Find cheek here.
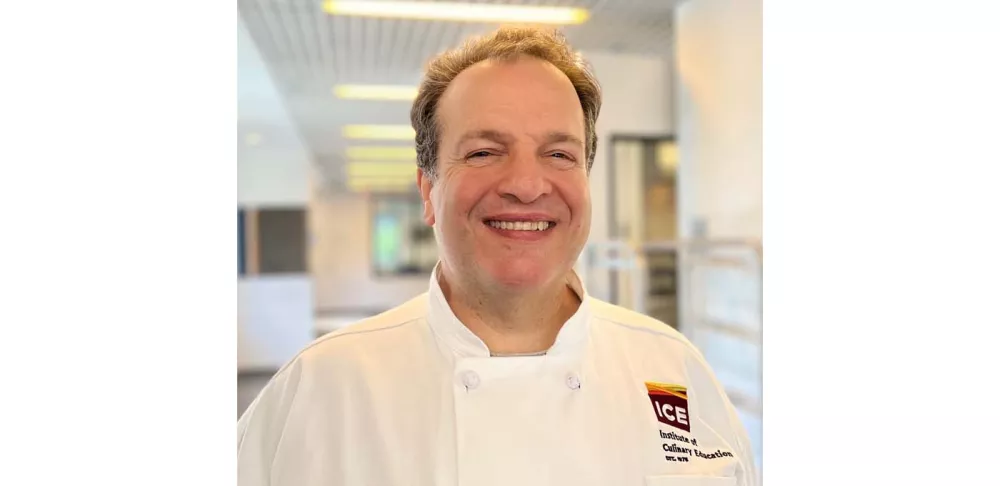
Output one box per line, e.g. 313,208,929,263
558,176,592,221
444,175,488,219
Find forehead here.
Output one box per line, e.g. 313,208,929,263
436,57,585,139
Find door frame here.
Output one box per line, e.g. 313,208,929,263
605,133,676,305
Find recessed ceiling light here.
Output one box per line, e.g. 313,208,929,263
323,0,590,25
343,125,416,140
332,84,419,101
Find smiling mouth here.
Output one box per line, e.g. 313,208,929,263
483,220,556,231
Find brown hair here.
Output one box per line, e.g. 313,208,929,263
410,26,602,179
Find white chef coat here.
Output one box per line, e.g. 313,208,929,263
237,265,757,486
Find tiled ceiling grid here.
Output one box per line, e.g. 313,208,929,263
237,0,677,192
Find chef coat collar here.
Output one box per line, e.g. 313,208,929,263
426,262,592,360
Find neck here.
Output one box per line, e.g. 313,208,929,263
438,264,581,356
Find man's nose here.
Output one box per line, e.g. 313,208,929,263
496,152,552,204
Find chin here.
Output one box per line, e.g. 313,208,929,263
482,258,559,290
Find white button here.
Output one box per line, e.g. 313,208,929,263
460,370,481,390
566,373,581,390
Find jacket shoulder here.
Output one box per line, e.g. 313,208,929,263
237,293,429,444
588,297,699,350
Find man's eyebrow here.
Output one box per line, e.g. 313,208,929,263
455,129,515,146
536,131,584,148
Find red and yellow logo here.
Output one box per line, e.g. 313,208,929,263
646,382,690,432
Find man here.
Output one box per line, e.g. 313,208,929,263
238,26,757,486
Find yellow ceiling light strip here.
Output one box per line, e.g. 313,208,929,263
343,125,416,140
345,146,418,160
333,84,419,101
345,161,418,192
347,177,417,193
346,162,417,178
348,176,416,186
322,0,589,25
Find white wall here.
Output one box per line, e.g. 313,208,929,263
675,0,762,240
237,277,314,370
309,190,429,315
238,146,312,207
237,16,315,372
578,51,673,299
237,16,312,208
674,0,763,470
584,51,673,244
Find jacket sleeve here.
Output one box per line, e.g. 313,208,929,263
237,359,304,486
685,348,760,486
720,385,759,486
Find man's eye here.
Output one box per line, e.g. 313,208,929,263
468,151,492,158
549,152,577,161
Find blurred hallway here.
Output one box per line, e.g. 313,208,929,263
237,0,761,472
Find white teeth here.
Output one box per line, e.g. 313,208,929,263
487,220,552,231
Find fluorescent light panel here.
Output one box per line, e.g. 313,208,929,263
333,84,419,101
345,160,417,193
348,176,415,186
346,162,416,178
322,1,589,25
345,146,417,160
347,177,417,193
343,125,415,140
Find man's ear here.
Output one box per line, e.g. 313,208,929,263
417,168,435,226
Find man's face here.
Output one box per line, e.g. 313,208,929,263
418,57,592,292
